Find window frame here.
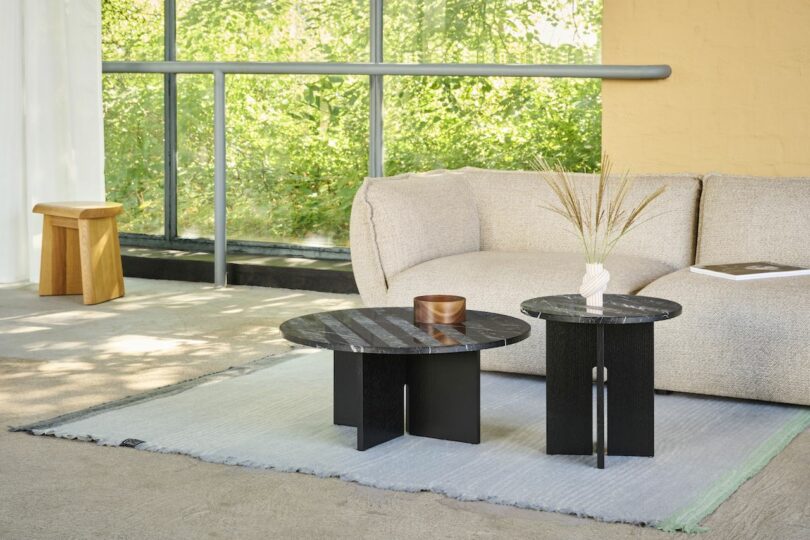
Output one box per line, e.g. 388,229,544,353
104,0,670,284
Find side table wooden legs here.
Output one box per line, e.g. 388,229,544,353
407,351,480,444
545,321,655,468
546,321,594,456
333,351,408,451
606,324,655,457
332,350,481,451
333,351,362,428
596,324,605,469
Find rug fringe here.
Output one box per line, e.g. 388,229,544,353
657,408,810,533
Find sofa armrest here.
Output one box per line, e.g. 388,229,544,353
350,180,389,306
349,172,481,306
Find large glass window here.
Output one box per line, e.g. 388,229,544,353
175,0,368,62
385,77,600,175
102,73,165,235
102,0,163,61
223,75,369,247
101,0,603,256
176,74,215,239
102,0,165,235
384,0,600,64
175,74,369,246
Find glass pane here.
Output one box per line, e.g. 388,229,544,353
176,0,368,62
102,0,164,61
177,75,368,247
103,74,165,235
177,75,215,239
384,77,601,175
384,0,601,64
228,75,368,246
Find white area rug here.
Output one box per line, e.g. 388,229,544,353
17,350,810,533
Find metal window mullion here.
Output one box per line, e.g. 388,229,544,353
213,70,227,287
369,0,383,177
163,0,178,240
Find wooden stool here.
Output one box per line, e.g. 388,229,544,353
33,202,125,305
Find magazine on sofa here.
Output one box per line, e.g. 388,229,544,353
689,261,810,280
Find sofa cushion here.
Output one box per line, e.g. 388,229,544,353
362,170,480,281
461,168,702,270
386,251,673,375
697,174,810,267
639,268,810,405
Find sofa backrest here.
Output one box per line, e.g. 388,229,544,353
359,170,480,280
697,174,810,266
461,168,702,270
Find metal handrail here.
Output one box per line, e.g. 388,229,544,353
103,61,672,79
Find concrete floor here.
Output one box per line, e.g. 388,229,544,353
1,278,807,539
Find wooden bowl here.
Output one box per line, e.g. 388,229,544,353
413,295,466,324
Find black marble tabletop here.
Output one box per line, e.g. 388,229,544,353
521,294,682,325
280,307,531,354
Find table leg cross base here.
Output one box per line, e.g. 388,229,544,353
333,350,481,451
546,321,655,468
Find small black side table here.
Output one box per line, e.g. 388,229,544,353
521,294,681,469
280,308,530,451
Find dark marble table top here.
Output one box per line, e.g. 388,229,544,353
521,294,682,325
280,307,531,354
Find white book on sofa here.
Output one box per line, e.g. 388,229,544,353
690,261,810,280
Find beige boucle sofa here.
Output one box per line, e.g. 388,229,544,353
350,168,810,406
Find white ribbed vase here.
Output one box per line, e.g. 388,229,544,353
579,263,610,307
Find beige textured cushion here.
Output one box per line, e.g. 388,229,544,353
461,168,702,270
386,251,673,375
640,269,810,406
697,174,810,267
361,171,480,281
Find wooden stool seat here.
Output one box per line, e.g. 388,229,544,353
33,201,125,305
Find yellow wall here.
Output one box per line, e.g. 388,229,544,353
602,0,810,176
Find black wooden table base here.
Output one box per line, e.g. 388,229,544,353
546,320,655,468
333,350,481,450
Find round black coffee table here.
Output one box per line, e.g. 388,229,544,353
521,294,681,469
280,307,531,450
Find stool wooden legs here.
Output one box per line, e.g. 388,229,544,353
64,227,84,294
78,216,124,304
39,215,124,305
39,216,83,297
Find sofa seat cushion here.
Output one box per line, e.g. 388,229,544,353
386,251,674,375
639,268,810,405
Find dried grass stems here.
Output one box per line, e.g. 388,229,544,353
534,154,667,264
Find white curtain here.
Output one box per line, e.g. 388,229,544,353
0,0,105,284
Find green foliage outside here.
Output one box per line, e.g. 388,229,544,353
102,0,601,246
